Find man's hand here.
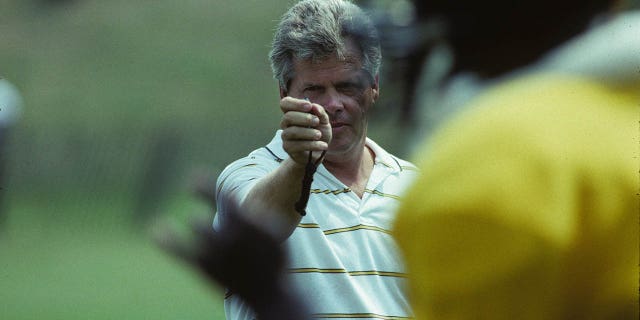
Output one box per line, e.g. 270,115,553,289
279,97,331,165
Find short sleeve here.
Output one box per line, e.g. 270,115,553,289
214,149,281,230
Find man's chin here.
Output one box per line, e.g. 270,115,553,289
327,141,361,158
331,125,348,135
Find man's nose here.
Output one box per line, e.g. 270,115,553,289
320,88,344,114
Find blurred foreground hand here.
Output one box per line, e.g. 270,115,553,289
154,179,310,320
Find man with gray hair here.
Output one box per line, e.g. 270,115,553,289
213,0,418,319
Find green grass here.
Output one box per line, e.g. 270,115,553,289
0,193,225,319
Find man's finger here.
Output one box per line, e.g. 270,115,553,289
282,140,328,155
309,104,330,125
280,111,319,129
281,126,322,141
280,96,312,113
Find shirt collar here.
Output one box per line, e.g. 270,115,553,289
365,137,403,173
264,130,288,161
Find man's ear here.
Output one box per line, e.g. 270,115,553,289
371,75,380,103
279,86,287,99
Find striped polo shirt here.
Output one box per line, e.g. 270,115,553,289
215,130,419,320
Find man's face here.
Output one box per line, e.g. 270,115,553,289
285,40,379,158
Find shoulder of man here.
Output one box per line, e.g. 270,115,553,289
367,137,419,173
216,131,286,191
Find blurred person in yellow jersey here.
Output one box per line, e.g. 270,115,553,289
392,0,639,319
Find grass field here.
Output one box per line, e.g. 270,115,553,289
0,192,226,319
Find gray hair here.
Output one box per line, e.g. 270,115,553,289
269,0,382,91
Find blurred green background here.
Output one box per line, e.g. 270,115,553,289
0,0,410,319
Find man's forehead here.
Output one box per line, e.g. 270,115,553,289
294,54,362,71
294,37,363,68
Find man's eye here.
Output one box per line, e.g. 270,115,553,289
339,84,361,95
342,85,356,92
305,86,321,92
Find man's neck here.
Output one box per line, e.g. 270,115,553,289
323,145,375,198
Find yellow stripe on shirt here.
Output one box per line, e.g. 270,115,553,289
297,223,391,236
364,189,401,200
324,224,392,235
312,312,413,319
289,268,406,278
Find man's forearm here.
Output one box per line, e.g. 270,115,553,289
239,158,307,241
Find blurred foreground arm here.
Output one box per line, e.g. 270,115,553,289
156,203,310,320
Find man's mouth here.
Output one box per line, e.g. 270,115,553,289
331,122,346,128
